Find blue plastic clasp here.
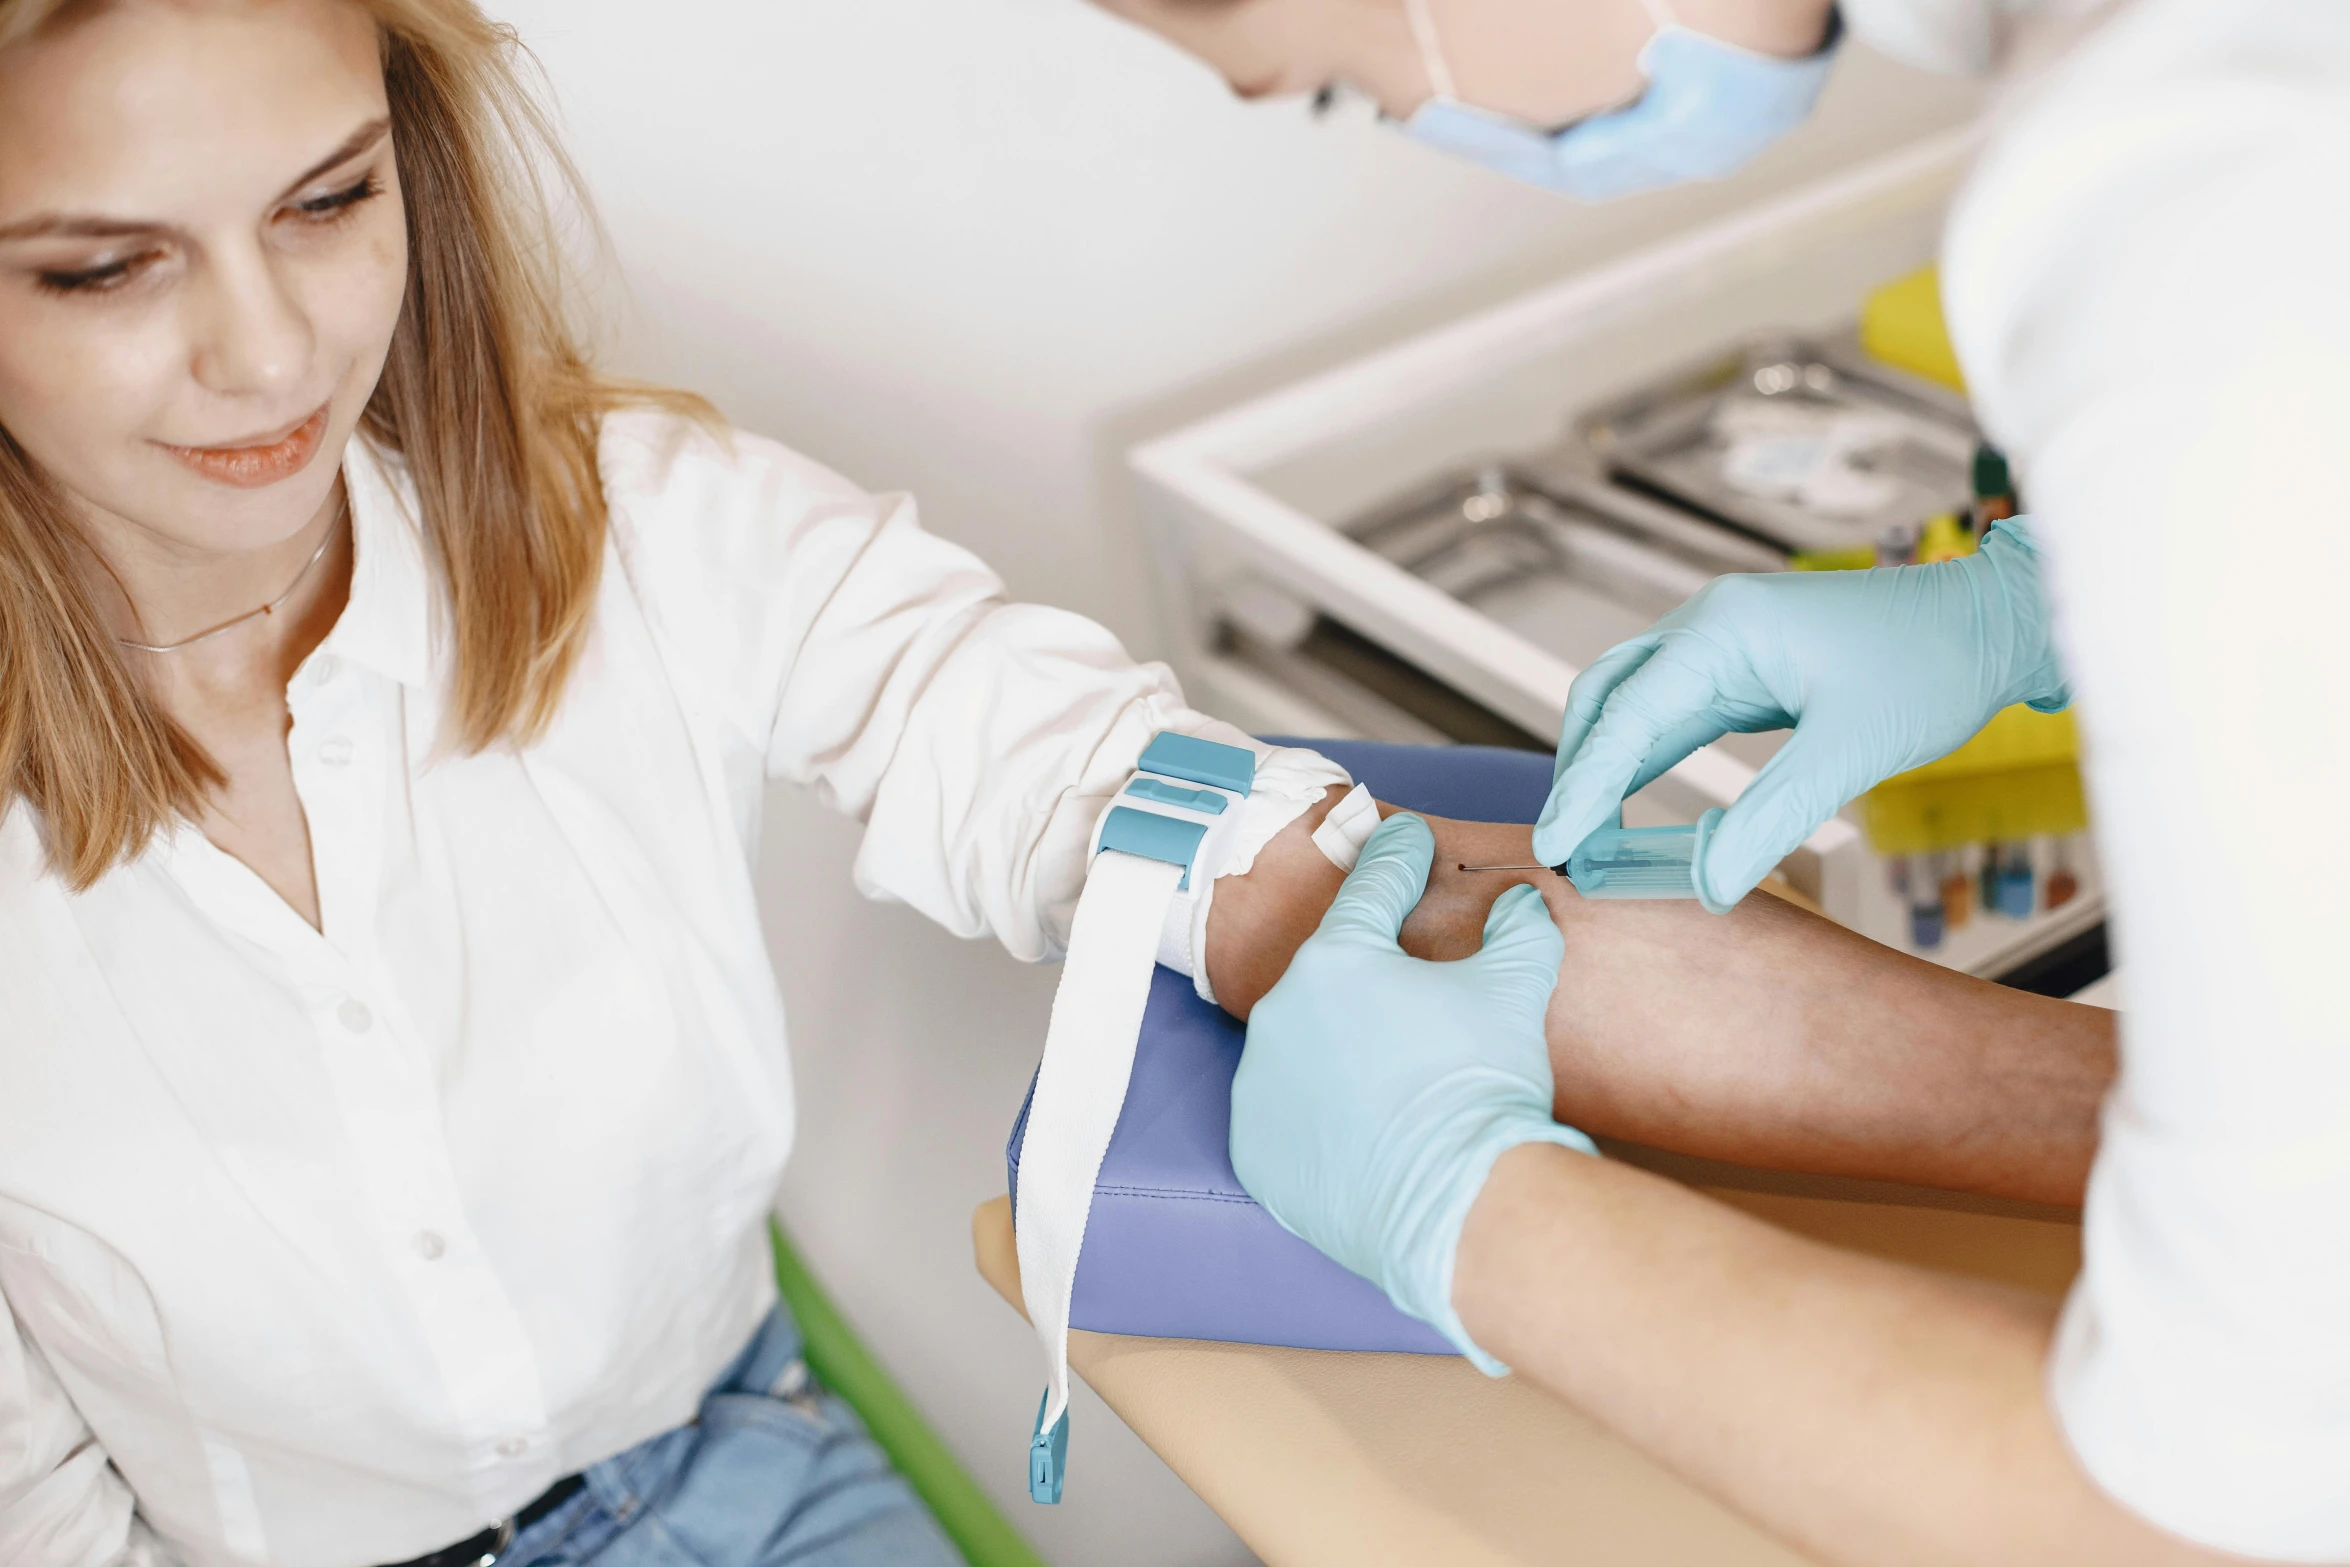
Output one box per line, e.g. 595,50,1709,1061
1135,732,1254,796
1029,1392,1069,1503
1089,733,1257,891
1096,806,1211,888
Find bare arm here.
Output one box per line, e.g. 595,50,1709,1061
1449,1143,2260,1567
1208,804,2113,1207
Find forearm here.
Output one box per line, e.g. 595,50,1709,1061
1533,846,2113,1205
1452,1143,2245,1567
1208,812,2113,1205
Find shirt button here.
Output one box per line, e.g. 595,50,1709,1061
318,735,355,767
412,1231,447,1262
337,998,374,1033
497,1437,529,1458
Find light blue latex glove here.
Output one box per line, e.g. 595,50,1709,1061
1230,813,1594,1374
1533,517,2070,909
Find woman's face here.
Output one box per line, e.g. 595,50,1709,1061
0,0,406,562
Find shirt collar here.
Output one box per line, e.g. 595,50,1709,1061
327,435,438,691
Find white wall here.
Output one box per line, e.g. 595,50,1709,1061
488,3,1983,1562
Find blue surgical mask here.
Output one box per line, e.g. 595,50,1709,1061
1399,0,1841,202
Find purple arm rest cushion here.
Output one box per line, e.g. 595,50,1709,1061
1007,740,1555,1355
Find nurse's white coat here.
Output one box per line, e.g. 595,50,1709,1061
1897,0,2350,1555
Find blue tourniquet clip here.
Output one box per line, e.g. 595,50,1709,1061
1030,1394,1070,1503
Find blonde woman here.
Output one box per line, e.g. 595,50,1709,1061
0,1,1386,1560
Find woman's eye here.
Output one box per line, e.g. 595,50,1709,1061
26,172,382,294
291,172,381,224
35,254,150,295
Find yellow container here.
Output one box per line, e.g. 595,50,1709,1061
1895,703,2077,782
1917,512,1975,564
1788,517,1974,573
1860,706,2086,854
1859,265,1967,393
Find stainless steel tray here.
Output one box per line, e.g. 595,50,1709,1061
1581,336,1979,555
1340,464,1781,673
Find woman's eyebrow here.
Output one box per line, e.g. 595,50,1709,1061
0,115,392,244
0,212,157,243
276,115,392,200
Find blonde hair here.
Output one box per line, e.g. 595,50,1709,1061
0,0,707,889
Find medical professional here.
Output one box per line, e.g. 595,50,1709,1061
1097,0,2350,1561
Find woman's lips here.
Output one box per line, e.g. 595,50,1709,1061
159,405,329,489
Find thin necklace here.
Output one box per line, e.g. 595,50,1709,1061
117,499,346,656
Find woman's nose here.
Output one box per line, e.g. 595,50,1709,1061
185,245,315,400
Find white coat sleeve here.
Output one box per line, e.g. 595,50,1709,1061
1941,1,2350,1558
600,410,1347,965
0,1290,176,1567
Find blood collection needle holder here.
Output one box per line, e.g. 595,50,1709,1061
1460,807,1733,914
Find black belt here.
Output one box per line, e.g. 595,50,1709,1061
378,1474,587,1567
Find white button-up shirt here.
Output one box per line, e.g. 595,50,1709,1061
0,410,1313,1567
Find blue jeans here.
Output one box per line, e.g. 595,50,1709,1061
504,1307,961,1566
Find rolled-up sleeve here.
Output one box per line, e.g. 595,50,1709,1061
602,410,1333,964
1943,0,2350,1556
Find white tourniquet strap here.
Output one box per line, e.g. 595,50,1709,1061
1015,849,1186,1502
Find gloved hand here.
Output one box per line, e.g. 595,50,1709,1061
1532,518,2069,909
1230,813,1594,1374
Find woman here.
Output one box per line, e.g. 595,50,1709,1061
0,1,1377,1559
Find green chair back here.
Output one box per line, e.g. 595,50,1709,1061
770,1221,1047,1567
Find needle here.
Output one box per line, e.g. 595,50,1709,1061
1456,863,1561,873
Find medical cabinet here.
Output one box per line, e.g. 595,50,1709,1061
1131,130,2102,978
